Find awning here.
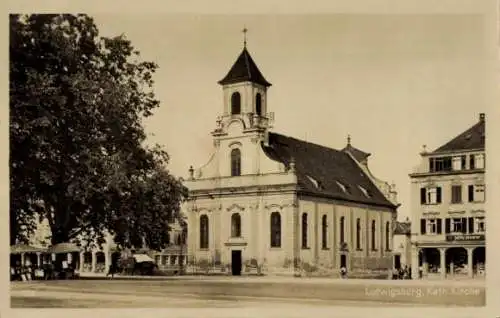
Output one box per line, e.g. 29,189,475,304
47,243,81,254
133,254,154,263
10,244,46,255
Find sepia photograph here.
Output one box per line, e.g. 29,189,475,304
6,1,497,316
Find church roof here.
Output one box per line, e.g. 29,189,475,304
218,47,272,87
431,114,485,154
341,144,371,162
262,132,397,209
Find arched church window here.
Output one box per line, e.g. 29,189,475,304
231,213,242,237
385,221,390,251
340,216,345,244
301,213,308,248
255,93,262,116
200,215,209,249
270,212,281,247
231,92,241,115
321,215,328,249
356,218,361,250
371,220,376,251
231,148,241,176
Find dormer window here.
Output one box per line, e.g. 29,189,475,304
358,185,371,198
306,175,321,189
336,181,350,194
231,92,241,115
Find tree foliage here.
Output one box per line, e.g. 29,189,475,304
10,14,187,249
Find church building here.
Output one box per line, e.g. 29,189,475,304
183,38,399,277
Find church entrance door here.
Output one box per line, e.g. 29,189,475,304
231,250,242,276
340,254,347,269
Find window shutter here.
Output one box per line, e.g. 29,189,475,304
436,219,442,234
445,218,451,234
436,187,442,203
468,185,474,202
468,217,474,234
420,188,426,204
420,219,426,235
461,217,467,233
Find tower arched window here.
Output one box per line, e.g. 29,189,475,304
255,93,262,116
321,215,328,249
270,212,281,248
199,215,209,249
356,218,361,250
340,216,345,244
181,227,187,245
231,92,241,115
302,213,308,248
371,220,376,251
231,213,242,237
230,148,241,176
385,221,390,251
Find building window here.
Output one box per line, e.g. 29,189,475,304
422,218,443,235
321,215,328,249
461,155,467,169
340,216,345,244
356,218,361,250
302,213,308,248
469,155,475,169
429,157,452,172
270,212,281,248
420,187,442,205
255,93,262,116
452,157,461,170
385,221,390,251
426,219,438,234
231,92,241,115
475,217,485,233
231,213,241,237
447,217,467,234
468,184,485,202
371,220,376,251
199,215,209,249
230,148,241,176
451,185,462,204
475,154,485,169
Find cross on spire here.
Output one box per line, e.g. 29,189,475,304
242,27,248,47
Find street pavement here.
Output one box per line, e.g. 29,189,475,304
10,276,486,308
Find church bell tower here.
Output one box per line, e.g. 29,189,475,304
212,28,273,137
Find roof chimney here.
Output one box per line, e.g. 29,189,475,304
479,113,485,122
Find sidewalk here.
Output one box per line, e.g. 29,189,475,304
78,272,486,287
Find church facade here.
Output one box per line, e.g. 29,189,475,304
183,42,399,277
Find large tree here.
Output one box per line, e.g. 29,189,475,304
10,14,187,249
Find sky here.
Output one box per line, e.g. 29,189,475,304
91,13,494,221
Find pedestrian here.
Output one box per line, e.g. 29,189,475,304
106,264,115,279
340,266,347,279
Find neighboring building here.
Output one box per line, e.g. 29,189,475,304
25,214,187,275
409,113,486,279
153,217,188,274
392,218,411,270
183,41,399,277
